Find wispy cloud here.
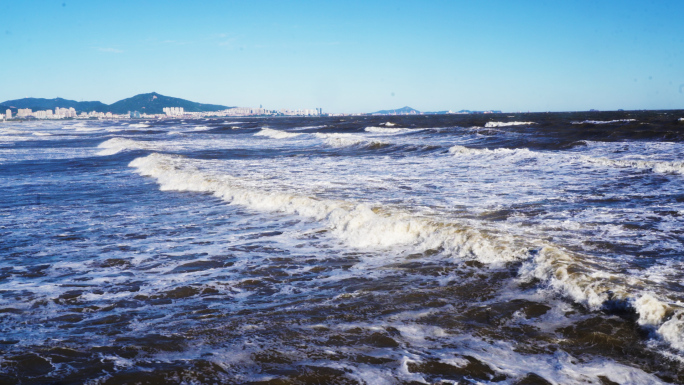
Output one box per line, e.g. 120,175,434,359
96,47,124,53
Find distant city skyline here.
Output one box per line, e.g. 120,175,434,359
1,1,683,113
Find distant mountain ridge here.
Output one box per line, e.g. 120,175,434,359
372,106,421,115
1,92,231,114
1,98,108,113
372,106,503,115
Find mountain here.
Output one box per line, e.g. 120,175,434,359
372,106,421,115
0,97,108,113
0,92,232,114
107,92,230,114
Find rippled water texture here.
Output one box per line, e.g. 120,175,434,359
2,111,684,384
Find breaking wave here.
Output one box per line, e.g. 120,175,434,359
581,156,684,175
314,133,390,149
450,144,684,176
129,153,684,354
448,145,536,158
130,153,527,264
255,127,302,139
484,121,536,127
572,119,637,125
365,126,411,134
97,138,158,155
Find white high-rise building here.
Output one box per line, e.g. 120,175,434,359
163,107,184,116
5,109,11,119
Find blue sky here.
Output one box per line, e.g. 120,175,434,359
1,0,683,113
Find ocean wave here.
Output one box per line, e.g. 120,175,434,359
450,144,684,176
581,156,684,175
295,125,328,130
314,133,390,149
130,153,684,354
380,122,397,127
129,123,151,128
572,119,637,125
448,145,536,158
254,127,301,139
97,138,157,155
32,132,52,136
517,244,684,355
192,125,212,131
130,153,527,264
484,121,536,127
365,126,410,134
74,126,103,132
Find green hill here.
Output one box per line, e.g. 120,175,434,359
0,93,232,114
107,92,230,114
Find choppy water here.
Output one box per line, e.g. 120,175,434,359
1,112,684,384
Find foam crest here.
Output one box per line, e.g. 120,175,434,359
484,121,536,127
129,123,150,128
314,133,389,149
448,145,535,158
254,127,301,139
129,153,527,265
572,119,636,124
365,126,410,134
519,245,684,351
581,156,684,175
97,138,157,155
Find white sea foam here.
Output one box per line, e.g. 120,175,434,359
192,125,212,131
254,127,301,139
32,132,52,136
679,118,684,121
129,123,150,128
572,119,637,124
484,121,536,127
379,122,396,127
365,126,410,134
129,153,527,265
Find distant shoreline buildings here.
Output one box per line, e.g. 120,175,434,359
0,102,507,121
1,106,325,121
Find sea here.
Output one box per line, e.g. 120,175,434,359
1,111,684,384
